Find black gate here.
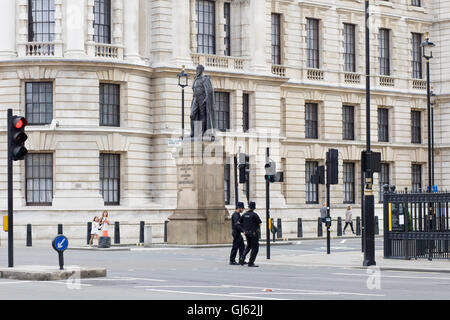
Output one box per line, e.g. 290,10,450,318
383,188,450,260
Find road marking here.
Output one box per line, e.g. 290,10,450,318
340,240,347,244
130,248,182,251
334,273,450,281
145,288,285,300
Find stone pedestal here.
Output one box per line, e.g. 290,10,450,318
167,139,232,245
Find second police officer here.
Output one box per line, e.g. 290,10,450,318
238,201,262,267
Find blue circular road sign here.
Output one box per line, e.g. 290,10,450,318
52,235,69,252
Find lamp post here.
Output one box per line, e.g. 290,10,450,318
430,90,437,187
421,33,435,261
177,66,189,140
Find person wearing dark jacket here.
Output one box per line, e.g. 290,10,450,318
229,202,246,265
239,201,262,267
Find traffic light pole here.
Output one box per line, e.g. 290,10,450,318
234,155,239,207
7,109,13,268
266,147,270,260
326,182,331,255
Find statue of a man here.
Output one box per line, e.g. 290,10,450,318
190,64,215,139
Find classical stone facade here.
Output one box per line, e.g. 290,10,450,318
0,0,448,245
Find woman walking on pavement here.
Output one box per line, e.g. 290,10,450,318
343,205,355,234
100,210,110,237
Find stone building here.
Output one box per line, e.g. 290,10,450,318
0,0,448,244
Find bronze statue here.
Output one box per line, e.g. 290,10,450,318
190,64,215,139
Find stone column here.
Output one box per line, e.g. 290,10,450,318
0,0,16,59
64,0,86,58
247,0,270,73
172,0,191,65
123,0,141,63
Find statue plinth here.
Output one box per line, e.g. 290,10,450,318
167,138,232,245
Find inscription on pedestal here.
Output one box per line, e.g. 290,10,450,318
178,164,194,189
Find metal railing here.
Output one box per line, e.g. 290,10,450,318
383,188,450,260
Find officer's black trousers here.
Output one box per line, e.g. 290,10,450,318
244,234,259,265
230,231,245,262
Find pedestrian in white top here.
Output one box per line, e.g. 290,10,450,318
89,216,100,247
343,205,355,234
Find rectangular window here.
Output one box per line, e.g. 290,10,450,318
305,103,318,139
28,0,55,42
26,153,53,205
271,13,281,65
342,105,355,140
411,110,421,144
100,154,120,205
196,0,216,54
224,163,230,205
94,0,111,44
25,82,53,125
215,92,230,132
411,0,421,6
379,29,391,76
344,24,356,72
306,18,320,69
100,83,120,127
412,33,423,79
379,163,390,203
243,93,249,132
343,163,355,204
412,164,422,192
224,2,231,56
378,108,389,142
306,161,318,204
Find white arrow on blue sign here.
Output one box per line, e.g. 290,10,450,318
52,235,69,252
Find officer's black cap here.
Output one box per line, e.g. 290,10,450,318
236,202,245,209
249,201,256,210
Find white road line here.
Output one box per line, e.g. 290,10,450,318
334,272,450,281
86,277,167,282
340,240,347,244
136,285,231,289
145,288,286,300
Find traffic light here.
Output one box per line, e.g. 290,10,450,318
326,149,338,185
265,160,276,182
362,151,381,173
9,116,28,161
311,165,325,185
239,153,249,184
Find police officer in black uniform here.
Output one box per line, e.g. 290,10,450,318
239,201,262,267
229,202,245,265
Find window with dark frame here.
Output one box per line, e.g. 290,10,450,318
215,92,230,132
26,153,53,206
344,23,356,73
25,82,53,125
411,0,421,7
342,105,355,140
411,110,421,144
306,18,320,69
379,29,391,76
378,108,389,142
412,33,423,79
271,13,281,65
379,163,390,203
100,153,120,205
224,162,231,205
196,0,216,54
343,163,355,204
305,103,318,139
306,161,319,204
100,83,120,127
412,164,422,192
94,0,111,44
224,2,231,56
243,93,249,132
28,0,55,42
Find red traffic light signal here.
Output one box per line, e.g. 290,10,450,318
9,116,28,161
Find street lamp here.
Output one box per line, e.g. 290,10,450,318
177,65,189,140
421,33,436,260
431,90,437,187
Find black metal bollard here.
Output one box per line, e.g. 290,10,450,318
114,221,120,244
58,224,63,235
375,216,379,235
26,224,32,247
277,218,282,239
356,216,361,236
139,221,145,243
164,221,168,243
318,218,323,237
297,218,303,238
87,222,92,245
337,217,342,236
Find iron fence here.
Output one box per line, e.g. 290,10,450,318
383,188,450,260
